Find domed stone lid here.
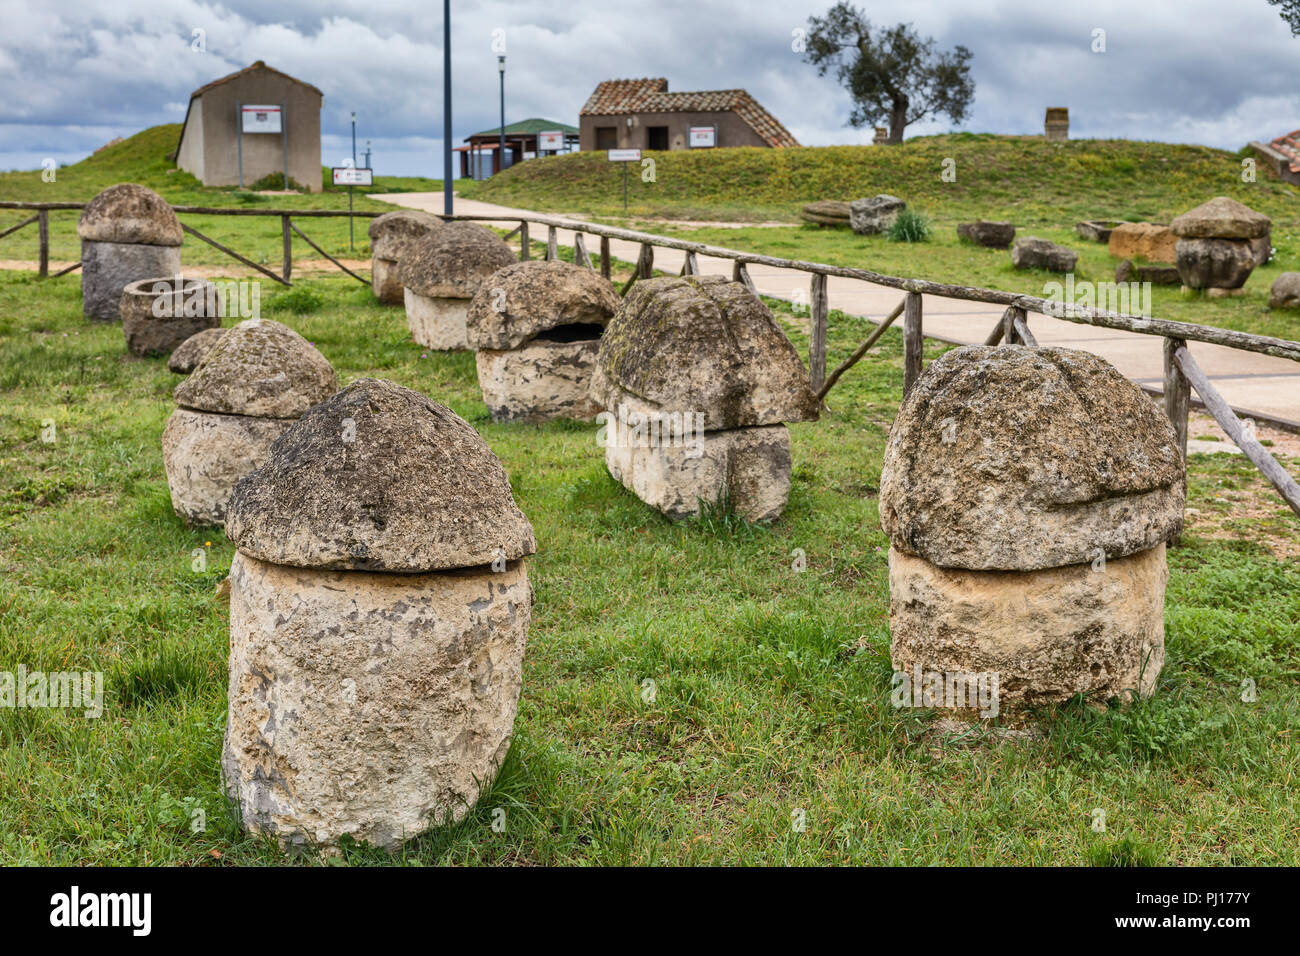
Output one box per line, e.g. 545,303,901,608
397,222,516,298
225,378,537,572
588,275,819,430
879,345,1185,572
1170,197,1270,239
77,183,183,246
168,327,228,374
369,209,444,259
466,260,621,350
173,318,337,418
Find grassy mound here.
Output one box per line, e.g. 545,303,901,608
460,133,1300,224
0,123,439,205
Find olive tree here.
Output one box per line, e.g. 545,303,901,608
804,2,975,145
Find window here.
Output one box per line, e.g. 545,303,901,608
647,126,668,151
595,126,617,150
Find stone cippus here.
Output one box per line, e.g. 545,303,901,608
148,275,260,320
0,665,102,718
1042,273,1152,318
891,662,1000,718
595,402,706,459
49,886,150,936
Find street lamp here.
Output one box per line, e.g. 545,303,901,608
351,111,357,166
497,55,506,176
442,0,452,216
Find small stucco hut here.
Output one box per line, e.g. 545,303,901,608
174,61,323,192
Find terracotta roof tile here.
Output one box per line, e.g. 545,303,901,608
581,78,799,147
1271,129,1300,173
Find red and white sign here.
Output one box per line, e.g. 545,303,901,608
332,167,374,186
689,126,716,148
538,130,564,151
608,148,641,162
241,105,282,134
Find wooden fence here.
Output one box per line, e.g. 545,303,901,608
0,200,380,286
2,199,1298,516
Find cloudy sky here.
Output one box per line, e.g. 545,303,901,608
2,0,1298,177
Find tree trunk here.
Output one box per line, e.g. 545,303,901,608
888,97,909,145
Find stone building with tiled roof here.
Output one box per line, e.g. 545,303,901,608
175,61,323,192
579,78,799,152
1249,129,1300,187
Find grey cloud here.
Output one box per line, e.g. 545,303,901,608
1,0,1297,176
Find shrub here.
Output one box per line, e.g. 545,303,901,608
267,284,324,315
246,172,308,192
887,209,930,243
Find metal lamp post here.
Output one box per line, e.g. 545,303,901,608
351,111,357,166
497,55,506,176
443,0,453,216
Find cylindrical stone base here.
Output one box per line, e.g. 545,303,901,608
372,256,404,305
161,408,291,525
888,544,1167,713
476,338,602,423
81,239,182,322
222,550,531,851
604,422,792,522
404,288,469,350
120,276,222,357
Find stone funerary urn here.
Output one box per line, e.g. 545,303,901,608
589,275,820,522
398,221,516,350
368,209,444,306
878,346,1186,714
466,259,621,423
221,378,537,851
162,318,336,525
78,183,183,322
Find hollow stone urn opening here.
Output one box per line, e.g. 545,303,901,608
588,275,820,522
467,259,621,423
221,378,538,852
120,276,222,357
78,183,184,322
398,222,516,350
369,210,444,305
161,318,337,526
878,345,1186,716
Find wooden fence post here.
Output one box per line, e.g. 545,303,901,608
574,232,592,269
600,236,611,279
637,243,653,278
1163,336,1189,464
38,209,49,278
684,251,699,276
546,226,558,261
903,292,923,397
733,260,758,297
519,221,529,261
281,215,292,284
1001,305,1018,345
809,273,828,394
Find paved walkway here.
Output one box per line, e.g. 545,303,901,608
373,193,1300,427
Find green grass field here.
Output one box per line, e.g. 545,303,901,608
1,269,1297,866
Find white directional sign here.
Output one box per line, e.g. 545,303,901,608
538,130,564,151
689,126,716,148
332,167,374,186
608,148,641,162
241,105,282,134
